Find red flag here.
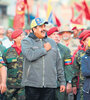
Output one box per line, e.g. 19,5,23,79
13,0,26,29
24,0,27,4
13,15,25,29
74,2,82,12
54,13,61,27
71,12,83,25
82,1,90,20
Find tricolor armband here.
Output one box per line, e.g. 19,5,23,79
0,56,5,64
64,59,72,65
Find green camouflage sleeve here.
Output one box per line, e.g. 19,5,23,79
72,51,80,87
72,76,78,87
2,48,9,67
64,46,75,82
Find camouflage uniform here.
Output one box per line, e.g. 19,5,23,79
73,50,86,100
0,44,6,75
60,38,80,55
55,43,75,100
0,49,6,68
61,38,80,100
0,58,6,100
0,44,6,100
2,47,25,100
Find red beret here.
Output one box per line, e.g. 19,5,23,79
11,29,23,39
72,26,77,30
80,28,84,31
82,33,90,41
47,27,58,36
79,30,90,40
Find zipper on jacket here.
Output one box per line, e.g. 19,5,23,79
40,39,45,87
43,55,45,87
27,65,31,78
83,88,89,94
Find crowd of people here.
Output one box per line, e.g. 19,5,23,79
0,17,90,100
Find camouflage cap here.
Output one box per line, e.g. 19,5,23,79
59,25,73,34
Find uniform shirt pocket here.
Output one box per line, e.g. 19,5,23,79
6,57,17,63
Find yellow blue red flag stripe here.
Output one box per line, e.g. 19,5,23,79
64,59,72,65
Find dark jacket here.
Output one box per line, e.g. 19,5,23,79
81,49,90,93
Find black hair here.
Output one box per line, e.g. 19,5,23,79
32,26,37,33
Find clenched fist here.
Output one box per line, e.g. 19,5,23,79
66,83,72,94
44,42,51,51
60,85,65,92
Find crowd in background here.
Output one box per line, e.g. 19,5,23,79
0,17,90,100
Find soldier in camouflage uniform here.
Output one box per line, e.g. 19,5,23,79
73,30,90,100
0,59,7,100
47,27,76,100
59,25,81,100
0,42,7,100
0,41,6,84
60,25,80,56
2,29,25,100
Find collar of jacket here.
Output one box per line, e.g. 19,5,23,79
28,32,47,42
86,49,90,56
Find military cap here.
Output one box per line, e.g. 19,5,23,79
59,25,73,34
47,27,58,36
72,26,77,30
11,29,23,39
79,30,90,41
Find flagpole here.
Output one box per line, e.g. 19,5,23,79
26,0,30,25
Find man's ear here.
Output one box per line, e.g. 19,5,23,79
33,27,36,33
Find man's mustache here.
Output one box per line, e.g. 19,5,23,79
41,30,46,33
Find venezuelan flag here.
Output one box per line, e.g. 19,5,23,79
64,59,72,65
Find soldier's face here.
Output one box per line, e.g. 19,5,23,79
33,24,46,39
73,29,78,36
0,27,5,35
6,30,13,40
62,32,71,40
14,33,25,43
48,32,60,43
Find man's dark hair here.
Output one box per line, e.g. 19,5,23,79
32,26,37,33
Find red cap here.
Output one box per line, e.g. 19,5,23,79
11,29,23,39
79,30,90,40
80,28,84,31
82,33,90,41
47,27,58,36
72,26,77,30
